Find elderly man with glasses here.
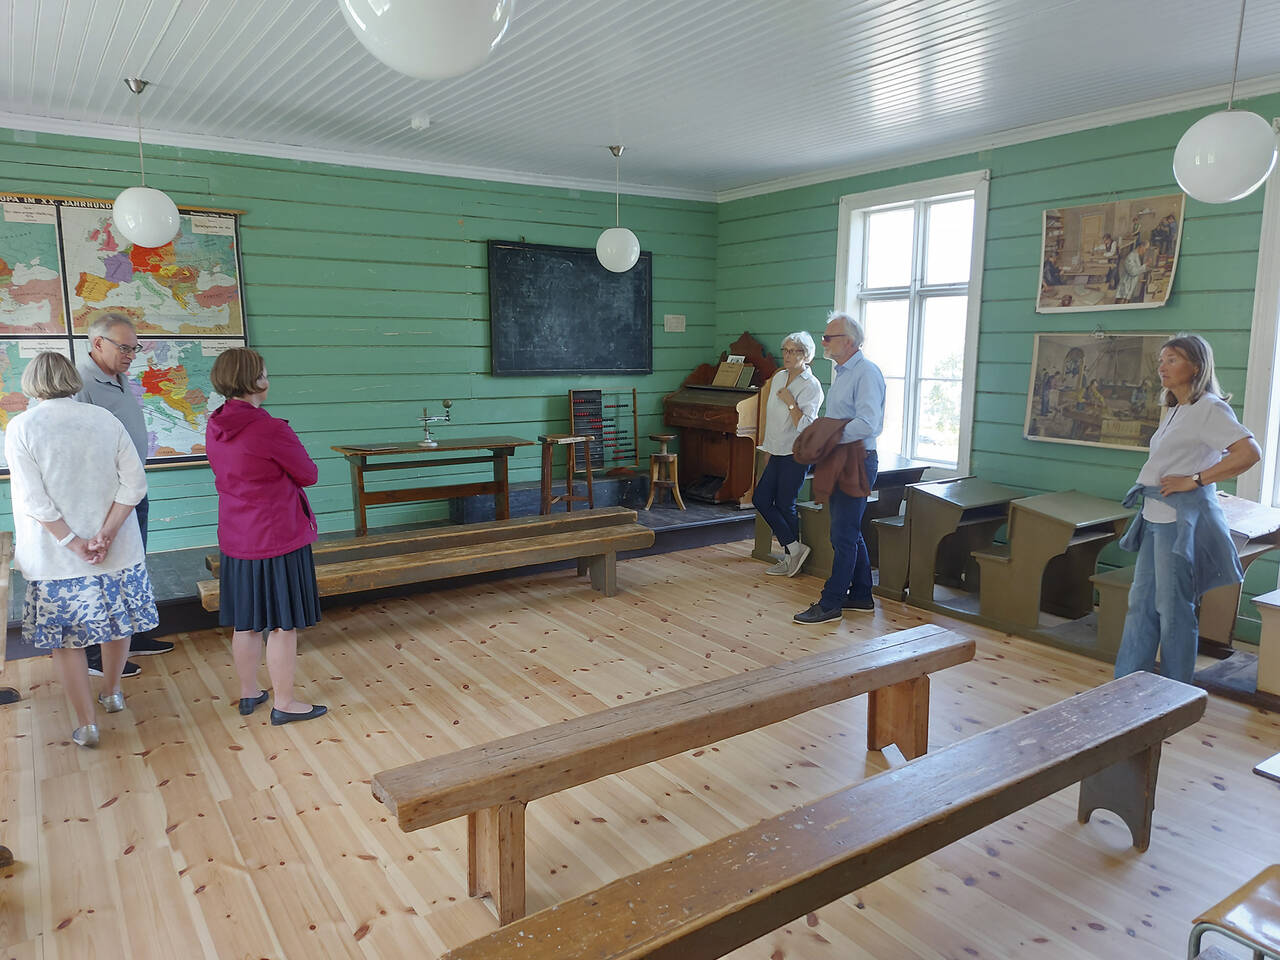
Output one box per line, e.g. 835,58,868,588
793,311,886,625
73,313,174,674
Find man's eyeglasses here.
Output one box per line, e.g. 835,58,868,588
821,333,848,343
103,336,142,356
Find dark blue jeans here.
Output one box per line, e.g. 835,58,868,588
819,451,878,610
135,495,149,550
752,453,808,548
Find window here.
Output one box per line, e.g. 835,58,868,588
835,171,989,471
1239,152,1280,505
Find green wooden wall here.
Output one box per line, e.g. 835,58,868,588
0,129,718,551
715,93,1280,642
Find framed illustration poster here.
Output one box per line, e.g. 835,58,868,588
1037,193,1185,313
1025,332,1169,451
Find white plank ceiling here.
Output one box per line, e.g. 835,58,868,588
5,0,1280,199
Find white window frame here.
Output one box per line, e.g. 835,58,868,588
834,170,990,474
1239,129,1280,505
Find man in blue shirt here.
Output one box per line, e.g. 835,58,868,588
794,311,886,624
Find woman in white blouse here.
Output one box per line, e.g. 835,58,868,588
753,332,825,577
5,352,158,747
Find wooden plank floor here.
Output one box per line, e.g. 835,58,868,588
1,541,1278,960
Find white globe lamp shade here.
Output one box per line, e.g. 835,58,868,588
339,0,513,80
112,186,181,248
596,227,640,273
1173,109,1278,204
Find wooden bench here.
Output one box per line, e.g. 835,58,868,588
439,670,1206,959
197,507,654,610
371,624,974,924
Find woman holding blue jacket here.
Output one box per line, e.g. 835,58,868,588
1114,334,1260,684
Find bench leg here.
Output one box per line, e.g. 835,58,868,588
0,845,11,868
866,676,930,760
576,558,589,577
467,802,527,925
1077,742,1161,852
586,553,618,596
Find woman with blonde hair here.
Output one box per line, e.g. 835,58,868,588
1114,334,1260,683
206,347,327,725
753,331,824,576
5,351,156,747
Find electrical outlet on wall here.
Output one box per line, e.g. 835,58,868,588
664,314,686,333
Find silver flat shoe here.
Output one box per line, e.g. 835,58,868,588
97,691,125,713
72,723,100,748
764,558,791,575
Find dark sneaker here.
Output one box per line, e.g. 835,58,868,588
843,598,875,612
128,635,175,656
793,603,843,624
85,646,142,679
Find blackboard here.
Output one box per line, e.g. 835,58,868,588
488,240,653,376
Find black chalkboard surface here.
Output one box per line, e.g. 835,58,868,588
488,240,653,376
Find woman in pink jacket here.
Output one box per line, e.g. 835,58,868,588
206,348,327,725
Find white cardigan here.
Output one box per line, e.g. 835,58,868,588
5,397,148,581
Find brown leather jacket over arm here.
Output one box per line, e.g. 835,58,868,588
791,417,870,504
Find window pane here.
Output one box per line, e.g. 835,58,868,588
924,197,974,285
865,207,914,288
914,378,961,465
862,299,909,379
920,296,967,379
880,376,905,458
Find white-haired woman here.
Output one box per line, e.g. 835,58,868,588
753,331,824,576
1114,334,1260,684
5,352,157,747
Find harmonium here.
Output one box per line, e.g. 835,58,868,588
661,332,778,506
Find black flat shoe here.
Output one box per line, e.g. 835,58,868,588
238,690,270,716
270,704,328,726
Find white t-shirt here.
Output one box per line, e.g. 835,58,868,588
758,367,824,456
1135,395,1251,523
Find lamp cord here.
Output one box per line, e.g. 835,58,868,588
615,154,620,227
1228,0,1246,110
135,97,146,186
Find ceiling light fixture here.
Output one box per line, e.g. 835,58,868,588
1172,0,1278,204
339,0,514,80
111,77,181,249
596,146,640,274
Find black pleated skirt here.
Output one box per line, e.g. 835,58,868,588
219,544,321,633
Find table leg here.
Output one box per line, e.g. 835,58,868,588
347,456,369,537
494,451,511,521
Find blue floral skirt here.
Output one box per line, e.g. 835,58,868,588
22,562,160,650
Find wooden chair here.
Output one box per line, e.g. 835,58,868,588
440,671,1206,959
644,433,685,510
372,624,974,924
1188,865,1280,960
537,434,594,514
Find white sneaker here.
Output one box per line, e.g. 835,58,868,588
785,543,812,577
765,558,791,575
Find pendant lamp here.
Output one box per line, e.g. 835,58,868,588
1173,0,1278,204
111,78,181,249
596,146,640,273
339,0,513,80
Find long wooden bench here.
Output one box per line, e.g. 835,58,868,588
440,670,1205,959
197,506,654,610
371,623,974,924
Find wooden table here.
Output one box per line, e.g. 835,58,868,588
973,491,1132,630
332,436,535,536
896,477,1020,605
751,452,928,575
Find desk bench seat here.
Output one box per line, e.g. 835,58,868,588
371,624,974,923
197,507,653,610
442,671,1205,960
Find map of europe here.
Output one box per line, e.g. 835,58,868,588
0,200,65,335
61,205,244,337
0,339,73,469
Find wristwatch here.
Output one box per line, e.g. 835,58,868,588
1193,472,1204,487
787,404,796,411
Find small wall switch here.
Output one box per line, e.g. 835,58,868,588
664,314,686,333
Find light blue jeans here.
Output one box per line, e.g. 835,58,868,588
1113,520,1198,684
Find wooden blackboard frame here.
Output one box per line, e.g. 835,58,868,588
488,239,653,376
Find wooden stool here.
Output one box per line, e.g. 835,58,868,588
1189,865,1280,960
645,434,685,510
538,435,595,514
